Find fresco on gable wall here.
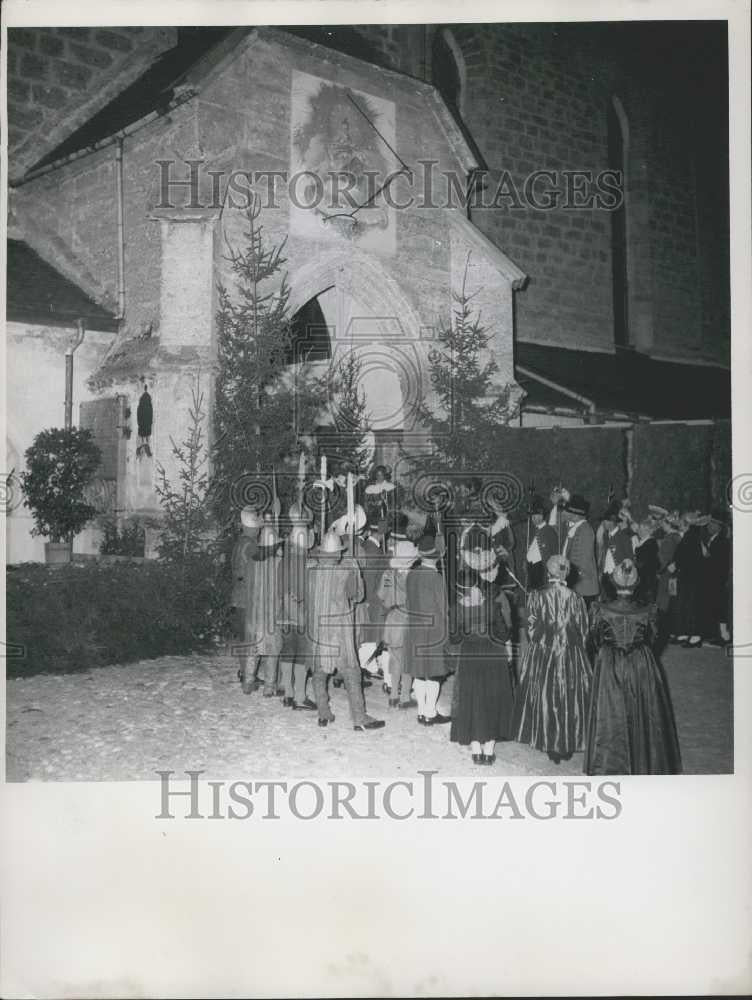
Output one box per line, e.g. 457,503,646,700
290,70,398,254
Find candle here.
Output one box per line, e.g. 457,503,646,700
320,454,327,540
347,471,355,551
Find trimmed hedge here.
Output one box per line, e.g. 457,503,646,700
6,557,232,678
630,423,713,515
485,426,627,516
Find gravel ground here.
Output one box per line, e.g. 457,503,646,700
5,644,732,781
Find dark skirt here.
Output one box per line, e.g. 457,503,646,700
584,643,682,775
511,639,592,756
450,646,514,745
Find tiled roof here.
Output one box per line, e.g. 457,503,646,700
517,342,730,421
6,239,118,330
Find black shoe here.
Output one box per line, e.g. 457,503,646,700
318,714,335,727
417,715,427,725
481,753,496,766
282,696,294,707
472,753,482,765
424,713,451,726
354,719,386,731
548,751,562,765
293,700,316,711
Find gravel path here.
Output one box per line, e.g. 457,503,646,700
5,645,732,781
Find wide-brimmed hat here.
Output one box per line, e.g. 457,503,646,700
240,506,264,530
685,511,711,527
612,558,638,591
546,555,570,581
529,494,547,516
601,500,623,522
258,524,280,548
317,530,345,555
288,500,313,524
288,523,315,550
648,504,669,519
564,494,589,517
417,535,439,559
390,512,410,541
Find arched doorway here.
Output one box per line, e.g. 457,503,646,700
288,253,427,469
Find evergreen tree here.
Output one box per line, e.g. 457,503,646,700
154,377,213,565
326,348,373,474
416,254,520,473
211,198,323,542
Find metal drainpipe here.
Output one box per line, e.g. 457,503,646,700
64,319,86,430
115,136,126,320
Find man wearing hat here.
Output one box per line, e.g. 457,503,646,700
240,518,285,697
702,509,731,646
377,513,419,700
233,507,264,694
405,535,451,725
525,495,560,589
306,529,385,730
561,494,599,604
597,499,635,598
278,514,316,711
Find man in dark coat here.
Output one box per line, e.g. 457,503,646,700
232,507,264,693
561,494,599,604
405,535,451,726
306,530,385,731
702,510,731,645
525,495,560,589
597,500,635,599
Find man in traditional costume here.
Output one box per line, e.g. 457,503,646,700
560,494,599,605
405,535,451,726
306,529,385,730
597,499,635,599
241,519,284,697
233,507,264,693
377,514,419,708
525,495,560,590
279,515,316,711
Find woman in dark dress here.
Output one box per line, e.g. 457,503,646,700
449,571,514,765
512,555,592,764
585,559,682,775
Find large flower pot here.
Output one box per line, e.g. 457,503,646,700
44,541,72,564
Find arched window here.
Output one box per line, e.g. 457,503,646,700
287,293,333,365
431,28,465,118
608,96,630,348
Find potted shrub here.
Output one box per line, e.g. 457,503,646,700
20,427,102,564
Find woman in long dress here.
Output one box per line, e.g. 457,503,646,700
585,559,682,775
511,555,592,764
449,571,514,765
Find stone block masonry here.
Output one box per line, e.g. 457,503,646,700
7,27,177,178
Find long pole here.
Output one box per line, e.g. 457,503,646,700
320,455,327,540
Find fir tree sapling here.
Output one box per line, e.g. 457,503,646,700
416,252,521,473
211,197,323,542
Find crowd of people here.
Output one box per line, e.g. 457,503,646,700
231,463,732,774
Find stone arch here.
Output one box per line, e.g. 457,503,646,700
287,250,428,438
431,27,467,119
